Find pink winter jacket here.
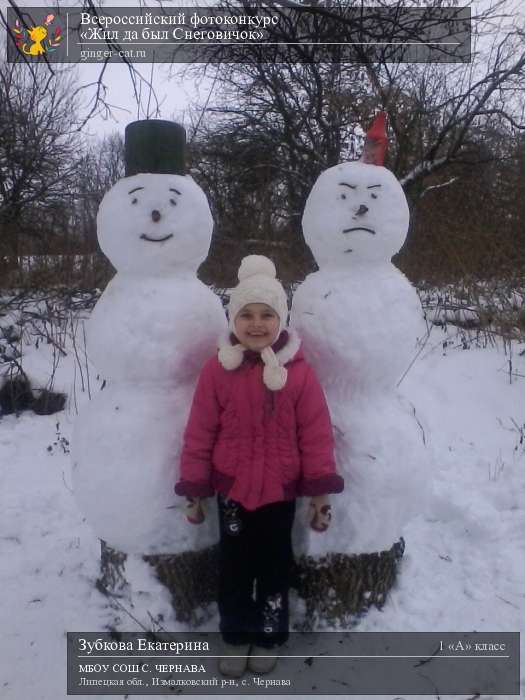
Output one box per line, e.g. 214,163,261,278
175,329,344,511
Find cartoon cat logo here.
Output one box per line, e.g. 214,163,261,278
12,14,63,56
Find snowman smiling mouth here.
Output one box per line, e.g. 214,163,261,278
139,233,174,243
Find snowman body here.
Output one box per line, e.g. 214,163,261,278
88,274,225,384
72,173,225,554
291,162,430,555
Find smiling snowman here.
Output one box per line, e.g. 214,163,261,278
72,120,226,555
291,113,431,556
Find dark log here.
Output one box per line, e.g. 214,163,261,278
32,389,66,415
0,376,33,415
143,538,405,627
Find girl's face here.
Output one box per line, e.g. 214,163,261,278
234,303,280,351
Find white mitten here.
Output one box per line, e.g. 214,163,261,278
185,497,205,524
309,495,332,532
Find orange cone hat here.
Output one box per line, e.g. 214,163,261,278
360,112,388,166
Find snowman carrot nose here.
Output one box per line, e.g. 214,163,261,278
151,210,161,222
356,204,368,216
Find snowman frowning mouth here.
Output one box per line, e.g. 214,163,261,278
140,233,174,243
342,226,376,235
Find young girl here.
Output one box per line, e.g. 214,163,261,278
175,255,344,677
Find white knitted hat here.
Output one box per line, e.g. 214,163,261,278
227,255,288,334
219,255,289,390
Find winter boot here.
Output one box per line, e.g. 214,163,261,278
247,646,279,674
218,642,250,678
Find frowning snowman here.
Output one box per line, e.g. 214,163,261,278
72,120,226,554
291,113,431,556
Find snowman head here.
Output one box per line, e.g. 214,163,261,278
302,113,409,268
96,172,213,275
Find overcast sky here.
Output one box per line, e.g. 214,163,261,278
2,0,213,141
78,61,209,141
3,0,524,143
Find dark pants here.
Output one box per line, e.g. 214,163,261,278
217,493,296,649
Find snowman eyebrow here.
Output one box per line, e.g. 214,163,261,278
169,188,181,195
338,182,356,189
367,184,382,189
128,187,144,194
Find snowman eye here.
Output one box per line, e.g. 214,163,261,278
128,186,144,203
169,198,177,206
371,193,378,199
340,194,347,200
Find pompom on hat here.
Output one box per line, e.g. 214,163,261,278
218,255,289,391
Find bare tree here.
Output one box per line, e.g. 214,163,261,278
73,132,124,253
188,1,524,186
0,58,82,260
1,0,161,129
178,0,524,279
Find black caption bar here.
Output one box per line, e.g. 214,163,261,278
66,631,519,695
7,6,471,64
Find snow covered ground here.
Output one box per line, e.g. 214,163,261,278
1,306,524,700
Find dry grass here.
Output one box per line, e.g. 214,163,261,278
2,231,523,344
418,277,525,342
0,253,114,290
